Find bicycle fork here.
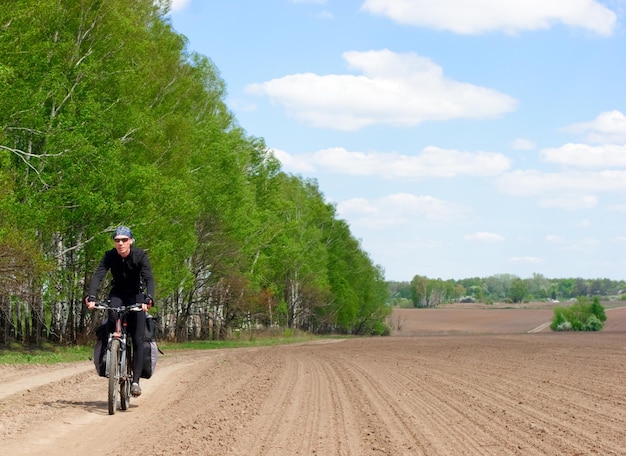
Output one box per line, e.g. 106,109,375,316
105,319,129,381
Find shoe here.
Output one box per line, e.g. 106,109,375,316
131,382,142,397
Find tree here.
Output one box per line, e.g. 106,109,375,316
509,278,528,303
0,0,393,344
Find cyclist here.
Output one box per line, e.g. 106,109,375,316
85,226,155,397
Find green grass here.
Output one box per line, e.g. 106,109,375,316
160,334,320,351
0,332,339,365
0,342,92,364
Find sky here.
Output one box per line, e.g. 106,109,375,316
167,0,626,282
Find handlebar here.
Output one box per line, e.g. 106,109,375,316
92,302,144,312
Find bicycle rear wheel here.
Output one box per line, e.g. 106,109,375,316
108,339,120,415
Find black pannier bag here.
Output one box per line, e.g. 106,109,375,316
93,322,109,377
140,315,159,379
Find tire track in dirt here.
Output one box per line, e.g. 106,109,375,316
425,358,598,455
340,356,502,454
323,341,524,455
353,334,626,455
323,349,436,455
299,335,626,456
228,343,368,455
0,351,209,455
0,362,93,400
457,353,626,450
137,347,282,455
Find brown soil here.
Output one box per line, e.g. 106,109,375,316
2,305,626,455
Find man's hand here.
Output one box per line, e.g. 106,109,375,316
143,296,153,311
85,296,96,310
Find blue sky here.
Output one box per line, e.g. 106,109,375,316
167,0,626,282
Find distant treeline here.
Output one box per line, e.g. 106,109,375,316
0,1,389,345
388,274,626,307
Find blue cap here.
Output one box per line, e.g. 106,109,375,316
113,226,133,239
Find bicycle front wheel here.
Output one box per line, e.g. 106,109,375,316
120,341,131,411
108,339,120,415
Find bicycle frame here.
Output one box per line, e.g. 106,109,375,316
105,320,129,377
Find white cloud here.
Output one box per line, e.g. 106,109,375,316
360,0,616,36
511,138,535,150
464,232,505,242
276,146,511,178
337,193,471,228
270,148,316,173
246,49,517,130
540,143,626,168
494,169,626,210
545,234,565,244
337,198,379,214
229,99,258,112
170,0,191,12
563,110,626,144
495,170,626,196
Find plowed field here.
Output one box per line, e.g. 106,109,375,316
2,304,626,455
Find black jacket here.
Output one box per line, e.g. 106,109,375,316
89,247,155,299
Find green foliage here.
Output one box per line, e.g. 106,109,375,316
590,297,607,322
550,308,568,331
584,315,603,331
389,274,626,307
0,0,389,343
556,320,572,331
369,319,391,336
276,301,289,327
509,278,528,303
410,275,461,307
550,298,606,332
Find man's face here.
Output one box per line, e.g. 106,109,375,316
113,236,132,257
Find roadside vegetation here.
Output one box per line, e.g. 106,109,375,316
0,0,389,348
550,297,607,331
0,328,337,364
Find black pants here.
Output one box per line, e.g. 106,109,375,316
108,293,146,384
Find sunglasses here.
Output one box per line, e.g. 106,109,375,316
114,237,131,243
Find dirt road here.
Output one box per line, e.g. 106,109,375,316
2,306,626,455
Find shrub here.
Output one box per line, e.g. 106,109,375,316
556,321,573,331
550,308,567,331
550,298,605,332
584,314,603,331
369,320,390,336
590,297,607,322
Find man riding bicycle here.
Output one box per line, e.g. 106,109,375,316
85,226,155,397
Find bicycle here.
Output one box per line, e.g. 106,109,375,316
93,301,143,415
